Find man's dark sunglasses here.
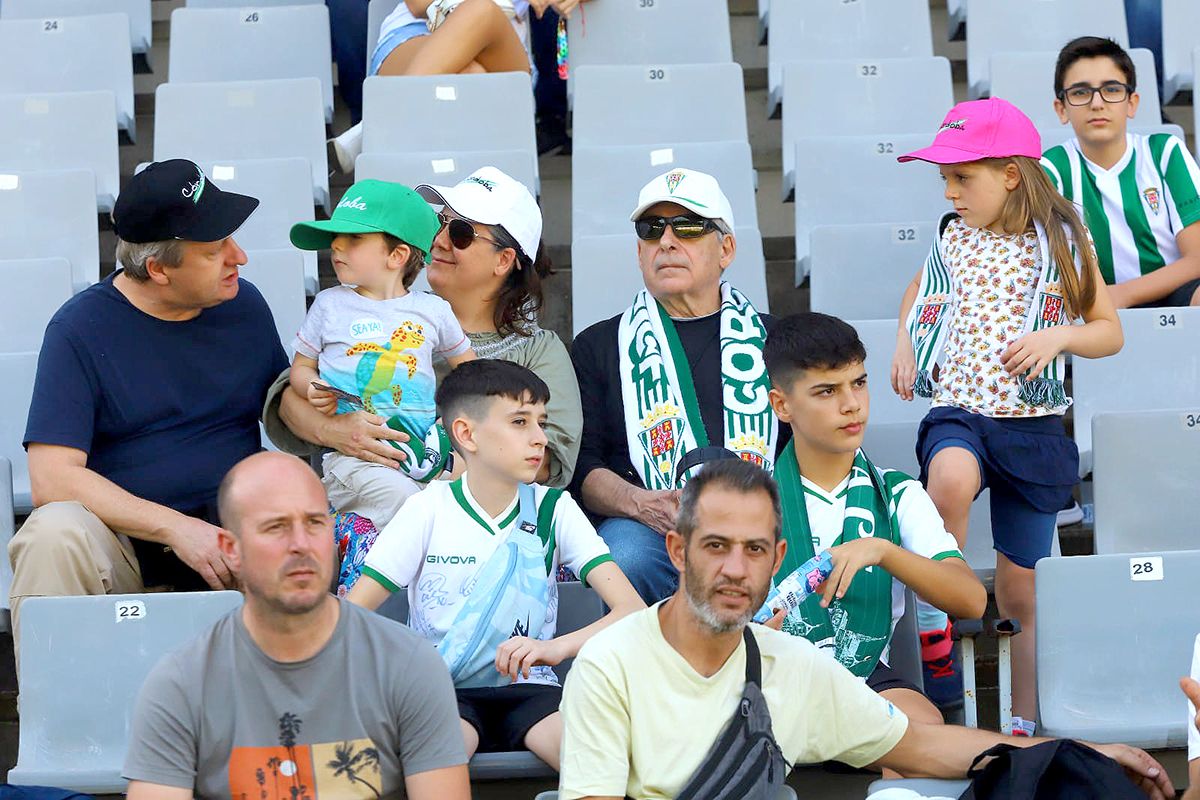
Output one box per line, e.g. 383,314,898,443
438,212,504,251
634,214,723,241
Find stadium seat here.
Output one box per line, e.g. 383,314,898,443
766,0,933,117
365,0,399,73
851,319,929,426
571,141,758,237
0,352,39,513
757,0,769,43
564,0,732,99
0,0,152,62
239,250,308,356
991,48,1161,130
154,78,330,211
354,149,539,203
1036,551,1200,748
1162,0,1200,102
7,591,244,793
0,169,100,292
0,459,13,629
809,222,934,320
790,134,950,282
781,58,952,202
1092,410,1200,555
0,14,134,138
362,73,537,185
571,228,768,336
0,91,120,211
946,0,966,40
197,158,320,294
168,5,334,122
0,259,74,353
572,64,748,149
1072,307,1200,475
965,0,1128,99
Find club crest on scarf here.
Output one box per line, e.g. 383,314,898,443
638,403,688,482
731,432,768,468
915,294,949,339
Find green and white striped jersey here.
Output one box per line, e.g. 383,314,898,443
1041,133,1200,285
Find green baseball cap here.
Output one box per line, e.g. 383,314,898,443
289,179,441,261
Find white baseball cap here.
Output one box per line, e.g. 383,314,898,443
629,168,736,229
416,167,542,263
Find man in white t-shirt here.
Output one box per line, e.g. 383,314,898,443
349,359,643,770
1183,635,1200,800
558,459,1175,800
1042,36,1200,309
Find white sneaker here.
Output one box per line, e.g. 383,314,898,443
1056,500,1083,528
329,122,363,174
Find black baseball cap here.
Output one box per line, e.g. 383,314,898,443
111,159,260,244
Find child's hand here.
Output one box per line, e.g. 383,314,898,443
495,636,568,681
307,383,338,416
891,333,917,401
1001,327,1068,378
819,538,890,608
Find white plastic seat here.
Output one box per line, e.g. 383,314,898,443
0,169,100,292
766,0,932,117
0,352,43,512
354,150,539,203
0,91,120,211
169,5,334,122
965,0,1128,98
572,63,748,149
239,250,308,357
0,0,151,57
809,222,934,320
154,78,329,211
0,258,74,353
571,228,768,336
572,141,758,237
1162,0,1200,101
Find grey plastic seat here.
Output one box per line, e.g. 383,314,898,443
1162,0,1200,101
767,0,932,117
571,228,768,336
564,0,731,100
362,73,537,185
573,63,748,149
0,459,12,630
169,5,334,122
0,259,74,352
0,352,40,513
1092,410,1200,555
781,59,952,202
991,48,1161,130
1036,551,1200,747
7,591,244,793
809,222,935,320
792,135,949,282
572,141,758,236
0,91,120,211
0,169,100,291
965,0,1128,98
239,249,308,355
867,778,971,798
1073,307,1200,475
850,319,929,426
0,14,134,138
0,0,151,59
155,78,329,211
354,149,539,203
197,158,319,293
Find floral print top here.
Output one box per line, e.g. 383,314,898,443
931,218,1056,418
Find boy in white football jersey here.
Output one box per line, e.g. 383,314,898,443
1042,36,1200,308
348,359,643,770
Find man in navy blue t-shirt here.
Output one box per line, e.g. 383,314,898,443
8,160,289,652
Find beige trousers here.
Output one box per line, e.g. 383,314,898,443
8,501,145,662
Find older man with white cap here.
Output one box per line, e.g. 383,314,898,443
570,168,783,603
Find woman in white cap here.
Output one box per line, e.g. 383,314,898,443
416,167,582,489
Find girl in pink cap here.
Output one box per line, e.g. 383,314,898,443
890,97,1122,737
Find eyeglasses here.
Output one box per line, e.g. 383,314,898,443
438,212,504,251
1058,82,1132,106
634,214,723,241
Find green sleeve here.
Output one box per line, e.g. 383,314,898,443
1159,135,1200,228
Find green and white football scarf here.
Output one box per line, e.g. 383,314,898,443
618,282,777,491
775,442,905,678
905,213,1079,412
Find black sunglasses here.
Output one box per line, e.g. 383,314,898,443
438,212,505,251
634,214,723,241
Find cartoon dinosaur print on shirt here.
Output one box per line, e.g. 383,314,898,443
346,321,426,414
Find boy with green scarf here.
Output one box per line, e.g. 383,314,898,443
762,313,986,737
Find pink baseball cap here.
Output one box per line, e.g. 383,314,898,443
898,97,1042,165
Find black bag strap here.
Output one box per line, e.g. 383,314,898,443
966,742,1018,777
675,446,741,485
742,626,762,687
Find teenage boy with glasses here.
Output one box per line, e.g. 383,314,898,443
1042,36,1200,309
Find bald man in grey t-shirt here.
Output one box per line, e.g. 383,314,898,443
123,452,469,800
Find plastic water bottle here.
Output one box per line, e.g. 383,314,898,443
752,550,835,624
